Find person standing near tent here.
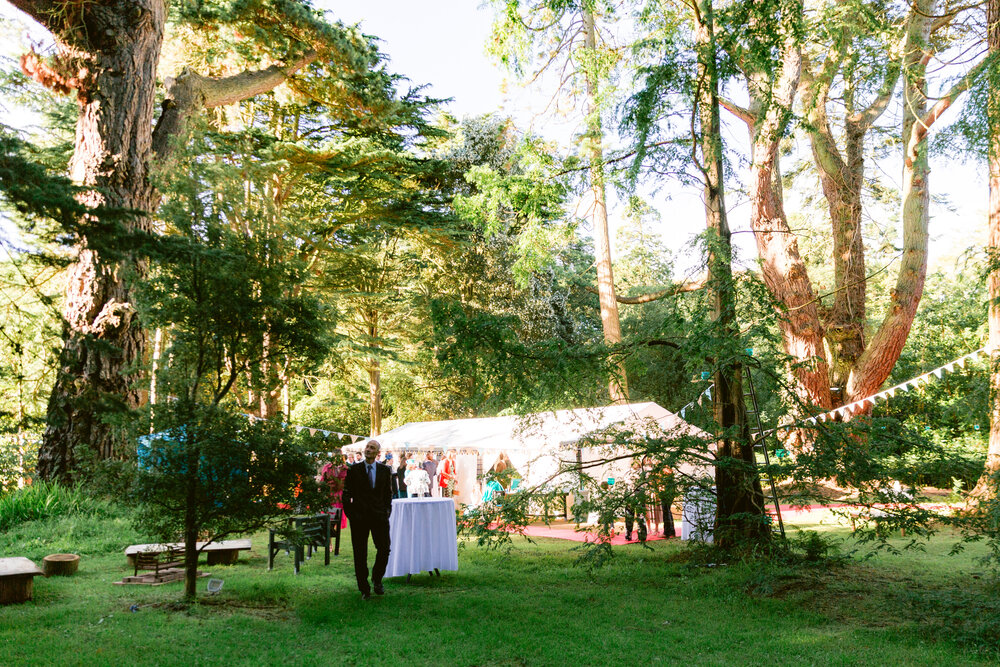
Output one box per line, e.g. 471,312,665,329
342,439,392,600
623,458,647,542
655,464,677,538
439,450,458,497
492,453,510,489
422,452,438,496
405,459,431,497
393,451,408,499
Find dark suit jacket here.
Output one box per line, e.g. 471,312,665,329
342,461,393,522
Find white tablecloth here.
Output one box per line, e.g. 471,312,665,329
385,497,458,578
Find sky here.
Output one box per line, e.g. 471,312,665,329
320,0,509,120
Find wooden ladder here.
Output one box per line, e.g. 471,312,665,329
743,366,785,540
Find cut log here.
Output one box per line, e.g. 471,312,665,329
43,553,80,577
0,558,44,604
0,575,34,604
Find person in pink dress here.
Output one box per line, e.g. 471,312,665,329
317,459,349,529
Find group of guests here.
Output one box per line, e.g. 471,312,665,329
343,448,459,498
618,458,677,542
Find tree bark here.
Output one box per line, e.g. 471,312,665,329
744,1,978,421
798,19,900,398
367,309,382,437
972,0,1000,500
735,32,831,444
13,0,317,481
582,7,628,404
845,0,936,405
368,361,382,437
694,0,768,548
30,0,167,482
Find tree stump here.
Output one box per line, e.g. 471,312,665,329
0,575,35,604
43,554,80,577
0,558,43,604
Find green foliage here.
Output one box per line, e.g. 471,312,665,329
454,131,574,285
790,529,840,562
0,480,118,532
147,124,328,408
133,400,323,544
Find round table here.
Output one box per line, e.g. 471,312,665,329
385,497,458,579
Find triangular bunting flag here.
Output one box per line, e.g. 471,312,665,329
945,362,956,372
309,428,317,436
933,368,943,378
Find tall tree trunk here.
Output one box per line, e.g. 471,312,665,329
582,7,628,404
845,1,935,405
748,131,830,417
12,0,317,481
184,431,199,601
367,310,382,436
816,124,867,393
368,361,382,437
695,0,768,548
972,0,1000,500
798,22,900,401
750,1,977,419
731,33,829,446
32,0,167,482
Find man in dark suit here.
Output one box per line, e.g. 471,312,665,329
342,439,392,599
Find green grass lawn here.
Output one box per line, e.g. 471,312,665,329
1,510,998,666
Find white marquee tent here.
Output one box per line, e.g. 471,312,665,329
362,402,712,506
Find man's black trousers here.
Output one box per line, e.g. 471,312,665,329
350,515,390,593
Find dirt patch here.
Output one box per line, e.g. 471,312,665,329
777,479,856,503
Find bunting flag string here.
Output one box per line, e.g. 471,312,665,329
679,383,715,419
794,346,990,429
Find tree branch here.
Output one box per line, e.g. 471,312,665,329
719,97,754,127
6,0,62,33
152,52,317,161
585,275,707,304
911,53,994,147
851,59,901,130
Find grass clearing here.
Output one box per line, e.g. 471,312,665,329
1,508,998,666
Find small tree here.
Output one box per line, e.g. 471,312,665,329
134,402,320,600
132,163,327,599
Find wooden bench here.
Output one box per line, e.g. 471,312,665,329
125,539,252,567
268,510,341,574
134,546,185,578
0,557,44,605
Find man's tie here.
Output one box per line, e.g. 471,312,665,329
368,463,375,489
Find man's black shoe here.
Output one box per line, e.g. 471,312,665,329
361,591,372,600
374,584,385,595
